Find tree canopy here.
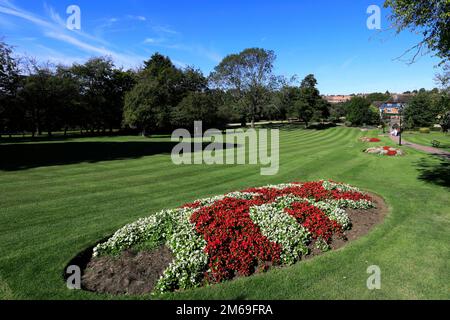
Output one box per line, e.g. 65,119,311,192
210,48,279,127
345,97,380,126
384,0,450,65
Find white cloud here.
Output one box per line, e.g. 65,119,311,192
153,25,179,35
0,1,145,68
127,15,146,21
340,56,358,70
144,41,222,63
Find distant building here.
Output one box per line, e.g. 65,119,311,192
323,95,352,104
376,94,414,130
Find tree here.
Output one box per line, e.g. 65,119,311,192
54,66,83,135
290,74,328,127
273,85,301,121
329,102,347,122
171,92,223,129
366,92,391,103
19,65,54,136
406,115,415,130
124,53,207,134
403,91,436,127
210,48,279,127
314,99,331,123
345,97,379,126
123,78,160,136
106,69,136,132
70,57,122,132
0,40,21,136
384,0,450,64
441,111,449,133
435,64,450,92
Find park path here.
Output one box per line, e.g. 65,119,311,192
390,135,450,160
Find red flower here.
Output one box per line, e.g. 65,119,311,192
285,202,342,243
386,150,397,156
180,180,372,284
190,197,281,283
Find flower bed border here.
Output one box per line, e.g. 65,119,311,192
73,181,388,296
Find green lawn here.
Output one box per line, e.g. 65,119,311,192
403,131,450,152
0,126,449,300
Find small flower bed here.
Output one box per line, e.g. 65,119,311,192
365,146,404,156
92,181,375,294
360,137,381,143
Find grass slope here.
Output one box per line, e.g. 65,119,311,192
0,126,449,300
403,131,450,152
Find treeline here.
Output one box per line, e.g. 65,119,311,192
1,40,449,137
0,42,333,137
0,48,136,137
328,90,449,130
402,89,449,130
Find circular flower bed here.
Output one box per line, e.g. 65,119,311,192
365,146,404,156
360,136,381,143
79,181,382,295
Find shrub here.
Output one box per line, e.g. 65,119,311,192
419,128,431,134
431,140,441,148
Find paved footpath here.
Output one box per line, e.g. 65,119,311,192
390,135,450,160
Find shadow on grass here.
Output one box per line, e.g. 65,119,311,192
415,157,450,188
257,122,337,131
0,141,237,171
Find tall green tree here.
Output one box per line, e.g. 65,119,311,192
70,57,122,132
0,41,21,136
171,91,223,129
404,89,450,127
345,96,379,126
290,74,328,127
19,65,53,136
273,85,301,120
54,66,83,135
210,48,279,127
124,53,207,134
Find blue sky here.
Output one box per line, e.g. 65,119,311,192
0,0,443,94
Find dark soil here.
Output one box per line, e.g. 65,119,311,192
305,192,389,257
79,192,388,296
331,192,388,250
81,245,173,295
